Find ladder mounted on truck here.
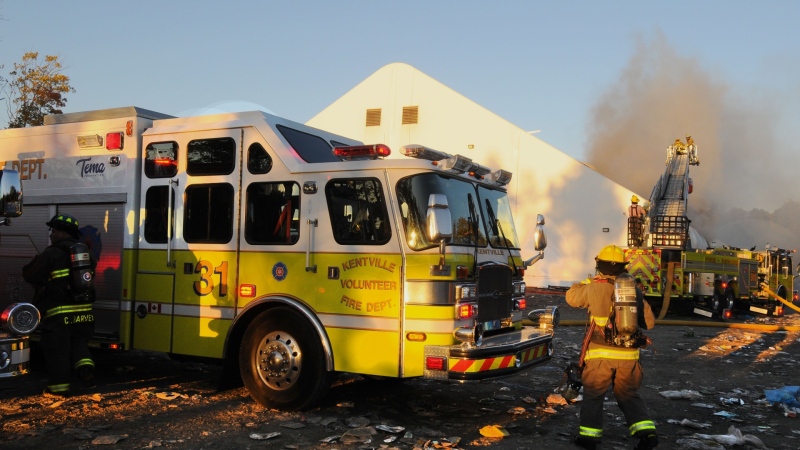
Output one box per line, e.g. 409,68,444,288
648,140,698,249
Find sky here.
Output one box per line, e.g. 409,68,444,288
1,2,798,219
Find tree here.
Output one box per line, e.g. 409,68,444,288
2,52,75,128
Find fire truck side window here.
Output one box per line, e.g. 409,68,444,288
144,141,179,178
247,142,273,174
186,137,236,176
276,125,339,163
183,183,234,243
144,186,175,243
326,178,391,245
244,181,300,245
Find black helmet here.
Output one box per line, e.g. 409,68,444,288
46,213,81,238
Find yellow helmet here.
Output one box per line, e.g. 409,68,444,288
597,245,625,264
631,195,639,203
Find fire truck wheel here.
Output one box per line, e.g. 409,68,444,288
777,286,788,302
724,292,736,311
239,306,332,411
710,293,722,312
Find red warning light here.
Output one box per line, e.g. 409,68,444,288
106,132,124,150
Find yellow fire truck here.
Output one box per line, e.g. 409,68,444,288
0,107,557,409
624,138,793,319
751,245,796,313
0,169,41,377
625,245,791,319
626,244,772,319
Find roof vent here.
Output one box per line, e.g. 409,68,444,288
366,108,381,127
402,106,419,125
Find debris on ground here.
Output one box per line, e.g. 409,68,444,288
659,389,704,400
478,425,509,438
691,425,767,449
666,418,712,429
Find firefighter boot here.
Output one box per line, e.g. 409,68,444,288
43,386,71,399
78,366,96,388
574,435,599,450
634,433,659,450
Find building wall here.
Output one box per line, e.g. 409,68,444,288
308,63,641,287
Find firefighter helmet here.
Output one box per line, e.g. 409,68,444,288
597,245,625,264
631,195,639,204
46,213,81,237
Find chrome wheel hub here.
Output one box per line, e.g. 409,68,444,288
255,331,301,391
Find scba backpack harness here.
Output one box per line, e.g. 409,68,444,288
55,242,95,303
604,273,651,348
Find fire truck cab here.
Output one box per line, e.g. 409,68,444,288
0,107,556,409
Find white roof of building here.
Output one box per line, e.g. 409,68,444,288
309,62,644,287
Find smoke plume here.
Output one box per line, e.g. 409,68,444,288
586,32,799,254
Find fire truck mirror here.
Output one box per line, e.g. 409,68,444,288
534,214,547,251
426,194,452,243
0,169,22,218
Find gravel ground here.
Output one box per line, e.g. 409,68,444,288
1,292,800,449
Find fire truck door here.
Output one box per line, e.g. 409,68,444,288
135,130,242,358
133,175,178,353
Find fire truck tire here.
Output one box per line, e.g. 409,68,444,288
724,292,736,311
710,293,722,312
239,306,332,411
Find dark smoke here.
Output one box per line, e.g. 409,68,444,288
585,32,799,254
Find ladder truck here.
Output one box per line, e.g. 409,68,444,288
624,138,785,319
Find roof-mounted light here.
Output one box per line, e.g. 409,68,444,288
400,144,450,162
488,169,512,185
439,154,472,173
332,144,391,160
468,162,491,177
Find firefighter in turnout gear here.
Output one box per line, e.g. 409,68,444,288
566,245,658,450
23,213,97,397
628,195,646,247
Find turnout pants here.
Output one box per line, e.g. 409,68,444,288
578,358,656,441
39,318,95,394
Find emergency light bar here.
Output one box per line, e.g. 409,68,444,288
400,144,448,161
469,162,491,177
439,154,472,173
332,144,391,160
401,143,511,185
488,169,512,186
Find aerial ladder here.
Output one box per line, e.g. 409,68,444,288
625,138,704,319
648,140,698,249
627,139,698,250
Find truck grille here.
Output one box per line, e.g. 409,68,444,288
476,264,513,322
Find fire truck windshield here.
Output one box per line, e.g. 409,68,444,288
478,185,520,249
396,173,519,250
